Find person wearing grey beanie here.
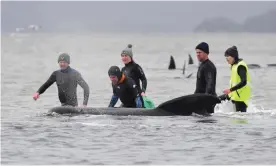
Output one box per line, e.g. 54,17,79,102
120,44,149,108
33,53,90,107
121,44,147,89
58,53,70,65
121,44,134,59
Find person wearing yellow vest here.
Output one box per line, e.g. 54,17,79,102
219,46,251,112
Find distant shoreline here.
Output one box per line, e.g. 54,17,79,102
194,9,276,33
2,32,276,36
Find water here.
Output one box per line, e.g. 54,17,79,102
1,32,276,164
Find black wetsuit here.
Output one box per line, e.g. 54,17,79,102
37,66,90,107
219,59,248,112
122,61,147,94
195,59,217,96
108,76,142,108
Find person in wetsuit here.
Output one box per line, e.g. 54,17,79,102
120,44,147,106
219,46,251,112
194,42,217,96
108,66,143,108
33,53,90,107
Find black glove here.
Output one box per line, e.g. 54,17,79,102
218,94,229,101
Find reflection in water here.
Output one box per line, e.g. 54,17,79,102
231,118,248,124
195,119,217,123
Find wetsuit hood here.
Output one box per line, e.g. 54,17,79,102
108,66,122,80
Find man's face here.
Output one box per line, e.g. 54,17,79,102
196,49,207,62
59,61,69,70
109,75,118,84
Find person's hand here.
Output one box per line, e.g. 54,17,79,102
223,89,231,95
33,92,40,100
218,94,226,101
141,92,146,96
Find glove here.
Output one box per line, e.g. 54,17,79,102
108,95,119,107
33,92,40,100
135,96,143,108
218,94,229,101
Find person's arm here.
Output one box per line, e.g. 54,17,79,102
109,95,119,107
34,71,56,100
194,71,200,94
135,96,143,108
37,71,57,94
127,78,143,108
108,87,119,107
230,66,247,92
203,66,216,94
136,64,147,93
76,72,90,106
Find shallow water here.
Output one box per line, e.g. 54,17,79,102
1,32,276,164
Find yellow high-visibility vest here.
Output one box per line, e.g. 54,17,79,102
228,60,251,106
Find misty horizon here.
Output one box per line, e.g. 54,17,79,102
2,1,276,33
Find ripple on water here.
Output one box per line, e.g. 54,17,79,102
2,33,276,164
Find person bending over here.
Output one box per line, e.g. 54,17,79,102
108,66,143,108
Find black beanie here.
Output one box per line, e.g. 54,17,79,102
195,42,209,54
108,66,122,80
225,46,239,60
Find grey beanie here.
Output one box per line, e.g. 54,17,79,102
58,53,70,64
121,44,133,58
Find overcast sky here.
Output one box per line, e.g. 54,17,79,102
2,1,276,33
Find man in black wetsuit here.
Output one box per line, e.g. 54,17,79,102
194,42,217,96
108,66,143,108
121,44,147,97
33,53,90,107
219,46,251,112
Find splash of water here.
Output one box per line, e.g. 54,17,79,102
214,100,276,118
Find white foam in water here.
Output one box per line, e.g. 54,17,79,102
214,100,276,117
76,122,116,127
214,100,236,113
